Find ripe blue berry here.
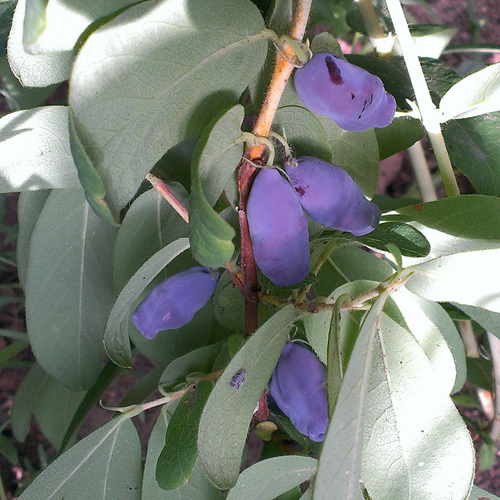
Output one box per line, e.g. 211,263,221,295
132,266,219,339
285,157,380,236
269,342,328,442
294,52,396,132
247,168,310,287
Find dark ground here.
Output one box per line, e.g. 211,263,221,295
1,0,500,497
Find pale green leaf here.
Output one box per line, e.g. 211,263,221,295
440,62,500,120
408,24,457,59
361,314,474,500
69,0,267,215
104,237,190,368
226,456,317,500
33,373,86,451
198,104,244,207
0,107,79,193
198,305,299,489
18,416,142,500
25,188,117,391
7,0,72,86
392,289,465,395
273,106,331,161
406,248,500,313
23,0,48,46
10,364,46,442
454,303,500,339
22,0,141,53
143,415,223,500
113,189,189,295
310,32,345,59
160,342,223,387
314,295,387,500
17,190,50,289
374,117,424,160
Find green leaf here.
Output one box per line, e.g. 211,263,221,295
444,112,500,196
0,341,29,367
143,415,223,500
160,342,223,387
25,189,117,390
454,303,500,338
466,357,493,392
104,237,190,368
354,222,430,258
113,188,189,295
156,381,212,490
360,314,474,500
68,109,117,225
198,104,244,207
10,364,45,442
0,434,18,465
406,248,500,313
22,0,48,46
469,485,500,499
392,289,465,394
212,270,246,332
17,190,50,289
310,32,345,59
374,117,424,160
440,62,500,120
273,106,331,161
0,107,80,192
398,195,500,239
17,416,142,500
226,456,317,500
478,441,497,471
189,109,238,268
7,0,72,86
314,295,387,500
69,0,267,216
198,305,299,489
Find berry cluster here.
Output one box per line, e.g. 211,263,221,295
247,157,380,287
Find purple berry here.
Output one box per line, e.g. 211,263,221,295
247,168,310,287
294,52,396,132
285,157,380,236
269,342,328,442
132,266,219,339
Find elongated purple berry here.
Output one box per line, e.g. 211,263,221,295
269,342,328,442
247,168,309,287
294,52,396,132
132,266,219,339
285,157,380,236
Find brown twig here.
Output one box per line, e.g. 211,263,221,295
237,0,313,338
146,173,189,223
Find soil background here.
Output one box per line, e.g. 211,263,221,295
1,0,500,498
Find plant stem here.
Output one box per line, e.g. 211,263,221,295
355,0,393,54
384,0,460,198
237,0,313,336
406,141,437,202
146,173,189,223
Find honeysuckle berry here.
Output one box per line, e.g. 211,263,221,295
269,342,328,442
285,156,380,236
132,266,219,339
247,168,310,287
294,52,396,132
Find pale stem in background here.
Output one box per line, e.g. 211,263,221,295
406,141,438,202
355,0,394,54
384,0,460,198
488,331,500,441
